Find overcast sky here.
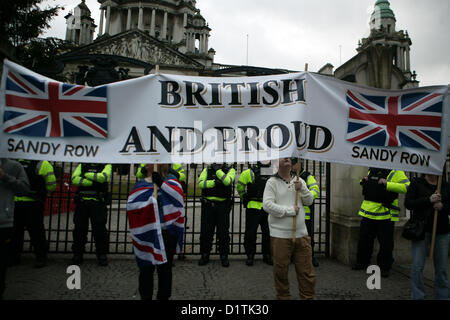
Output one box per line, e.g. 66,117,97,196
41,0,449,87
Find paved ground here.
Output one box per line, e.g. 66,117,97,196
3,253,447,300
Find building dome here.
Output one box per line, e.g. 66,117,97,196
371,0,396,21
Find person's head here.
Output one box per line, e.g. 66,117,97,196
278,157,293,171
424,173,438,180
143,163,169,178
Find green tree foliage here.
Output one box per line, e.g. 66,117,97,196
0,0,60,47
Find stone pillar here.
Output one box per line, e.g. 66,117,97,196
183,12,188,27
126,7,132,30
105,5,111,35
205,34,209,52
399,47,405,71
162,10,168,40
405,46,411,72
199,34,203,53
138,5,144,31
150,9,156,37
330,164,366,265
98,9,104,36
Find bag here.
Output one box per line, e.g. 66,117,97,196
401,218,425,241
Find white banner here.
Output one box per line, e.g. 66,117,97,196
1,59,449,174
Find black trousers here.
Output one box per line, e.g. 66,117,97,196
200,199,231,256
10,201,47,260
139,230,178,300
356,217,394,271
0,228,12,299
72,200,109,255
305,219,315,257
244,208,270,256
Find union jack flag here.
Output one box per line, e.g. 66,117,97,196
346,90,443,151
3,71,108,138
126,179,185,267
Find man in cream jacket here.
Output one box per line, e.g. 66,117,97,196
263,157,316,300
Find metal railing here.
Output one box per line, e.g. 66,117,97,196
21,161,332,257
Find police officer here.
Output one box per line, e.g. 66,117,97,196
198,163,236,267
292,158,320,267
71,163,112,266
10,159,56,268
237,162,272,266
352,167,410,278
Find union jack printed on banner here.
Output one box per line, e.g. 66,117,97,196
126,179,185,267
346,90,443,151
3,71,107,138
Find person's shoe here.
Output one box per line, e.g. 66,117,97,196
245,255,254,266
263,254,273,266
178,253,186,261
97,254,108,266
71,254,83,265
312,257,319,267
220,255,230,268
34,256,47,268
198,254,210,266
351,263,368,271
381,269,390,278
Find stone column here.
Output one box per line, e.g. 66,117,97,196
162,10,168,40
198,34,203,53
183,12,188,27
98,9,104,36
138,5,144,31
205,34,209,53
105,5,111,35
405,46,411,72
126,7,132,30
150,9,156,37
330,164,366,265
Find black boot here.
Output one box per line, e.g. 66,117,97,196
245,254,254,266
97,254,108,266
220,255,230,268
198,254,210,266
312,257,319,267
71,254,83,266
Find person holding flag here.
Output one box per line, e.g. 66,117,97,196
127,163,185,300
263,157,315,300
291,158,320,267
405,173,449,300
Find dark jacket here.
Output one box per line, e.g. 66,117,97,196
404,176,450,235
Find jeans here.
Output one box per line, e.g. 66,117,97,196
411,232,449,300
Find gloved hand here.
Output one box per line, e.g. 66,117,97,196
152,172,164,187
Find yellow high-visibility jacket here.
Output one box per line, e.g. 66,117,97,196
358,169,410,222
15,160,56,202
198,166,235,202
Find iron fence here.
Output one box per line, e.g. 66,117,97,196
21,160,332,257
